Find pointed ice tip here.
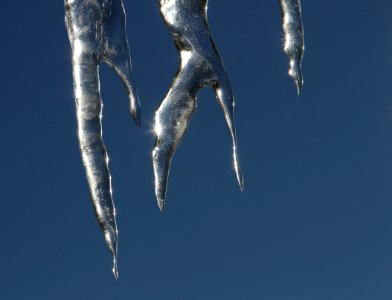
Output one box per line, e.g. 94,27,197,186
134,113,141,128
233,152,244,192
294,75,303,96
112,256,119,280
289,59,303,95
238,181,244,192
295,81,301,95
236,172,244,192
234,165,244,192
157,198,165,212
131,105,141,127
112,266,119,280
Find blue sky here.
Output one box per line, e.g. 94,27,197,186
1,0,392,299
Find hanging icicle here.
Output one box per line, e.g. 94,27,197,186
63,0,306,278
64,0,140,278
279,0,304,94
152,0,244,210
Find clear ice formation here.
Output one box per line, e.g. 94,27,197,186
65,0,140,278
279,0,304,94
153,0,244,210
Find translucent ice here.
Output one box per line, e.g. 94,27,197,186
65,0,140,278
153,0,244,210
279,0,304,94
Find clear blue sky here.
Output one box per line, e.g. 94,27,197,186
1,0,392,299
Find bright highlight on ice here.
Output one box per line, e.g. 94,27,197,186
65,0,140,279
152,0,244,211
64,0,305,279
279,0,305,94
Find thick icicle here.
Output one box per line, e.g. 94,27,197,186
153,0,243,210
65,0,140,278
279,0,304,94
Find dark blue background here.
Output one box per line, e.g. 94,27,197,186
1,0,392,299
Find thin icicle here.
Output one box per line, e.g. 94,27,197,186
279,0,305,94
64,0,140,278
153,0,243,210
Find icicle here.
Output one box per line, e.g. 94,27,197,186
153,0,243,211
279,0,304,94
64,0,140,278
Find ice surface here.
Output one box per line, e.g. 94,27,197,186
65,0,140,278
279,0,305,94
153,0,244,210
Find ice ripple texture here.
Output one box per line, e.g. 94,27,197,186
279,0,304,94
65,0,140,278
152,0,244,211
